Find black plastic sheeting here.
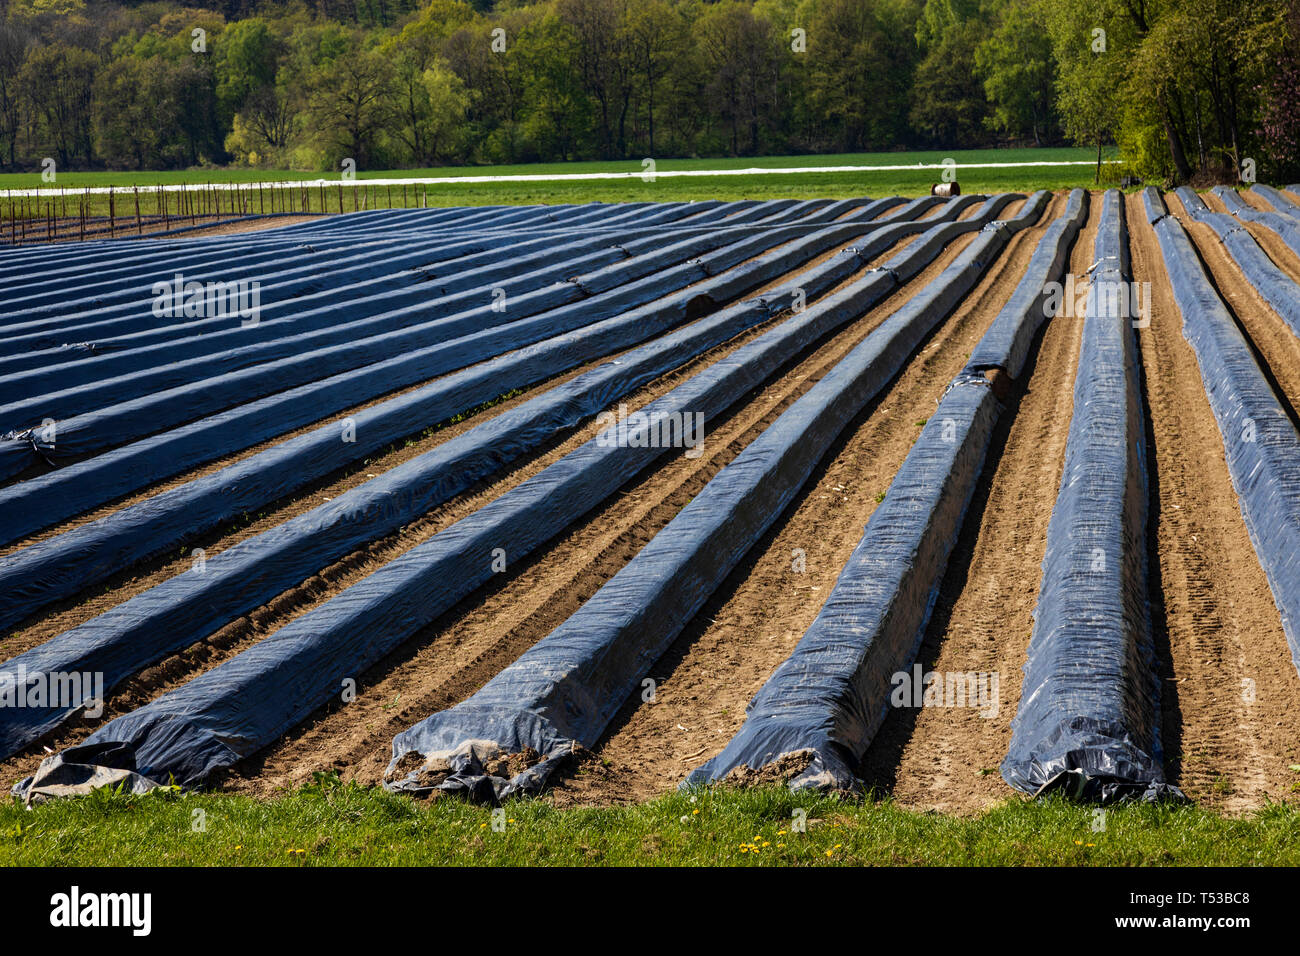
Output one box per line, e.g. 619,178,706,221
1146,188,1300,678
1211,186,1300,258
0,200,857,357
374,192,1048,802
0,202,884,401
0,201,927,487
2,200,704,304
967,190,1085,379
0,215,859,447
685,190,1087,792
10,194,1018,794
0,206,786,337
690,379,1002,793
0,201,728,379
0,202,961,631
0,228,675,398
0,207,928,754
1174,187,1300,338
0,205,499,302
1251,184,1300,216
1002,190,1179,803
1,203,643,332
0,203,923,545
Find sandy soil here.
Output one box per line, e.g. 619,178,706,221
5,191,1299,814
865,193,1095,811
1127,192,1300,812
0,217,953,789
543,197,1066,805
219,219,987,796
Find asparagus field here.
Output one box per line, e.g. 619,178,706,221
3,186,1299,814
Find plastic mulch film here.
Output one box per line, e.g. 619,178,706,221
1001,189,1181,804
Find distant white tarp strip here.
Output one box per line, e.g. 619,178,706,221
2,160,1123,196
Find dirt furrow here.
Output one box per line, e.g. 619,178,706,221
0,223,979,792
1127,192,1300,812
2,223,936,652
860,194,1095,812
1170,194,1300,429
532,196,1061,805
215,223,992,797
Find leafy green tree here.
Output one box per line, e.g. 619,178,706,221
93,55,171,168
1039,0,1128,180
696,0,781,156
557,0,635,158
796,0,923,152
625,0,684,156
514,9,590,161
975,0,1058,145
0,19,30,167
215,18,283,126
910,18,989,146
302,31,399,169
18,42,96,167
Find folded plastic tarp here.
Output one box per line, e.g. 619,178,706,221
1001,189,1179,803
1173,187,1300,339
9,195,1011,793
687,190,1083,792
1146,188,1300,675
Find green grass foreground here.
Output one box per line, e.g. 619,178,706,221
2,775,1296,867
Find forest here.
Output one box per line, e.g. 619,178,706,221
0,0,1296,182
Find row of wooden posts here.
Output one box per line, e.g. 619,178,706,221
3,181,432,245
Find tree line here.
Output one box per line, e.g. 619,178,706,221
1,0,1296,182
